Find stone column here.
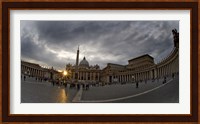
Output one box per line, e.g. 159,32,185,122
88,72,90,81
90,72,92,81
85,72,87,80
97,73,99,82
94,73,96,81
84,72,86,80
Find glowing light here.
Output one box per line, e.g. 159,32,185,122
63,71,67,76
57,89,68,103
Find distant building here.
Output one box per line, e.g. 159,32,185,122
101,54,155,83
21,61,44,77
101,29,179,83
21,61,59,80
65,49,101,83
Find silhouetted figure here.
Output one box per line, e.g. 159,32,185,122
86,84,89,90
172,73,175,79
77,84,80,90
163,77,167,84
136,82,139,88
24,75,26,81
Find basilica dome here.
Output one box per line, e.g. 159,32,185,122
79,57,89,68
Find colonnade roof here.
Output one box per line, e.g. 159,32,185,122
128,54,154,63
21,60,41,68
107,63,125,67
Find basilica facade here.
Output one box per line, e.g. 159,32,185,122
65,50,101,83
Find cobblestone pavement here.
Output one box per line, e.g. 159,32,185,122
81,76,178,102
21,76,78,103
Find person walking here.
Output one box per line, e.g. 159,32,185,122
52,80,55,86
172,73,175,79
77,84,79,90
136,81,139,88
163,76,166,84
24,75,26,81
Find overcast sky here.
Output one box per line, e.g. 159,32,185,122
21,21,179,70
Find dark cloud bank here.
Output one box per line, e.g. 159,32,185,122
21,21,179,70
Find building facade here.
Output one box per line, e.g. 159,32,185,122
21,61,59,80
101,29,179,83
66,53,101,83
21,61,44,77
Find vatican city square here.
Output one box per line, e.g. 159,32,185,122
21,21,179,103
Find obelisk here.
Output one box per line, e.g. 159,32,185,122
75,46,79,83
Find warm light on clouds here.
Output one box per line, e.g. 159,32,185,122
21,21,179,70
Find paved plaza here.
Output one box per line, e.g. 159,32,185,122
21,76,179,103
21,76,78,103
111,77,179,103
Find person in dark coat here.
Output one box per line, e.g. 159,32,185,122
52,80,55,86
172,73,175,79
163,76,166,84
77,84,80,90
136,81,139,88
24,75,26,81
86,84,89,90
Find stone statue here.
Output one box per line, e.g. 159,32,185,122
172,29,179,48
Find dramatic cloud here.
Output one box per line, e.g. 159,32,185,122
21,21,179,70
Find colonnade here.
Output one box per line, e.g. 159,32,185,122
73,71,100,82
21,64,44,77
107,48,179,83
156,52,179,78
113,70,152,83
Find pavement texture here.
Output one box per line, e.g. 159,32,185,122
109,77,179,103
21,76,179,103
81,77,177,102
21,76,78,103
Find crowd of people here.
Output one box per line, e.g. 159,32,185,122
22,72,178,90
60,73,175,90
22,75,46,82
